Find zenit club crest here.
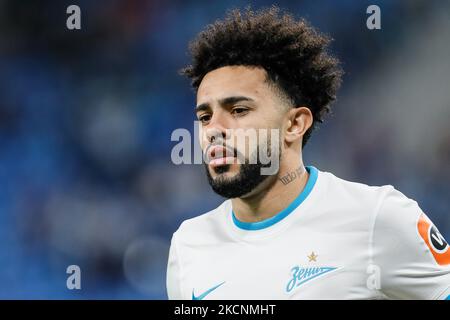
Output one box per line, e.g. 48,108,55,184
286,266,338,293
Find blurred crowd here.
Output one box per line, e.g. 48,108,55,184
0,0,448,298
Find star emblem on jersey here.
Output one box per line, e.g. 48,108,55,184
308,251,318,262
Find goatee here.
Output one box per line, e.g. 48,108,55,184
204,162,271,199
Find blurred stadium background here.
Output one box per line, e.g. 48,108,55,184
0,0,449,299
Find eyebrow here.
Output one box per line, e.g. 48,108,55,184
195,96,254,113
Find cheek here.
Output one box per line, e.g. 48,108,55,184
229,131,256,159
198,125,209,150
198,127,204,148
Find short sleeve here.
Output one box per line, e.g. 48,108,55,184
372,187,450,299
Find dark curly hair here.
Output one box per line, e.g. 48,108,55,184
181,6,343,146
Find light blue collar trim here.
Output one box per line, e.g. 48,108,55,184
232,166,318,231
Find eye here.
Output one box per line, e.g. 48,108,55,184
231,107,249,116
198,114,211,124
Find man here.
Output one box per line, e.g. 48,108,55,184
166,7,450,299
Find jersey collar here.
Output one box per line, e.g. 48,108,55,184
231,166,319,231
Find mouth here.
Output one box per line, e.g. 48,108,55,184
205,145,237,168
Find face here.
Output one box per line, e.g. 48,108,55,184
196,65,288,198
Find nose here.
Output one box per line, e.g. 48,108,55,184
206,127,226,144
204,112,229,144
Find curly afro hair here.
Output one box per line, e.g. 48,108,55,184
181,6,343,146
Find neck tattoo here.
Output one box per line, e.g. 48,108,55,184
278,167,303,185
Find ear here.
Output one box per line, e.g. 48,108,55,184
284,107,313,144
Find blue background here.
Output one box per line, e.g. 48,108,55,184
0,0,449,298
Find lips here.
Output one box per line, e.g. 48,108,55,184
206,145,236,167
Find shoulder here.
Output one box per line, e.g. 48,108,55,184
375,184,422,224
320,168,424,243
317,169,421,235
171,200,232,245
319,169,400,211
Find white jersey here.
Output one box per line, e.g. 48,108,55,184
166,166,450,300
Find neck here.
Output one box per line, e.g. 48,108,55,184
231,159,309,223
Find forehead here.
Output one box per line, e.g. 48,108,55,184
197,65,270,104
